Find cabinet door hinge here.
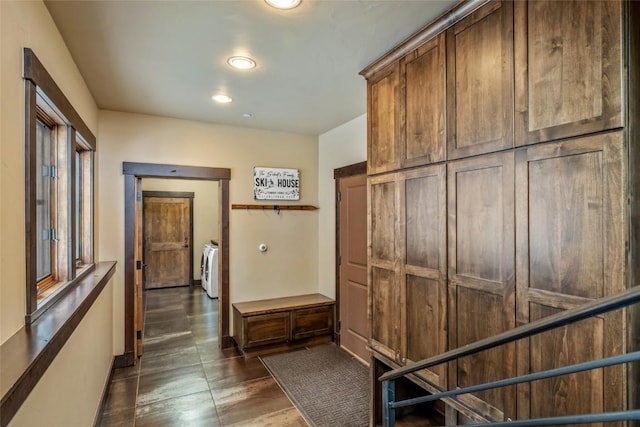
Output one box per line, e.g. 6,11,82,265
136,191,142,202
337,191,341,202
337,320,341,332
136,260,142,270
136,330,142,340
338,255,341,266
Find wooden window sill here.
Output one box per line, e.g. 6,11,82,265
35,265,93,306
0,261,116,426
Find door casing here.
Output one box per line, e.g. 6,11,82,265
122,162,231,366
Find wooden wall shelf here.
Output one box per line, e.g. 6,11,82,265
232,204,318,212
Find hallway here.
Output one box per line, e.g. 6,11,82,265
98,287,308,426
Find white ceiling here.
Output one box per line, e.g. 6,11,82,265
45,0,457,136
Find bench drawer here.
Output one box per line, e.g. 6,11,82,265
245,312,290,348
292,306,334,340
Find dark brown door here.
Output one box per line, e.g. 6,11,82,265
338,173,369,363
143,195,192,289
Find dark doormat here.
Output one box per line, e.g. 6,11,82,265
261,344,369,427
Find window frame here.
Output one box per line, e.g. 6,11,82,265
34,112,58,292
24,48,97,324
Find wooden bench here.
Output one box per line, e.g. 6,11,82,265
232,293,335,358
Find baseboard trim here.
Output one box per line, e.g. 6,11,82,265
221,335,236,349
94,356,118,426
113,354,127,369
123,350,136,367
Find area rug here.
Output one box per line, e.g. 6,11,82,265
261,344,369,427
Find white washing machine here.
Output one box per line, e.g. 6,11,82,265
200,243,214,293
203,244,219,299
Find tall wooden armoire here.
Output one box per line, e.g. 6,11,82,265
361,0,640,425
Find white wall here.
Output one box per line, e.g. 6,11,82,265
98,110,319,351
142,178,219,281
317,114,367,298
10,279,115,426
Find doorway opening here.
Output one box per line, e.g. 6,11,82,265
122,162,231,366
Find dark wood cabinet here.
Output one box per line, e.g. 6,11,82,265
446,0,514,160
402,33,446,167
514,0,623,145
402,165,447,387
368,64,401,175
363,0,637,423
514,131,626,421
369,165,447,387
447,152,516,422
368,172,401,362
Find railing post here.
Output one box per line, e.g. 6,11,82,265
382,379,396,427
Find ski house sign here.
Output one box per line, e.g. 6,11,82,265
253,167,300,201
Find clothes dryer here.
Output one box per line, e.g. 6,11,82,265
204,245,219,299
200,243,215,292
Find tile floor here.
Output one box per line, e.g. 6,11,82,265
98,286,308,426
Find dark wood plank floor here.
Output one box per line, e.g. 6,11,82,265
98,286,308,426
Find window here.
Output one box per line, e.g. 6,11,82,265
24,48,97,323
74,138,93,271
35,115,56,293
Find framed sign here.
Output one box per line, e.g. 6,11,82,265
254,167,300,200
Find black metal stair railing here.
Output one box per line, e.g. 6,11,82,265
379,285,640,427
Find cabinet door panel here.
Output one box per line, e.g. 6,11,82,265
514,0,622,145
528,151,604,298
456,287,514,419
515,132,625,422
371,266,400,359
447,0,514,159
406,275,446,385
368,63,401,174
404,33,446,167
530,305,604,423
369,173,401,360
448,152,515,420
405,168,444,270
402,164,447,385
370,178,397,263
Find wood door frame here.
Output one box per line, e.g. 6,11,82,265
334,161,367,345
123,162,231,366
142,191,195,289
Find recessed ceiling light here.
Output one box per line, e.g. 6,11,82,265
212,94,232,104
265,0,301,10
228,56,256,70
242,113,252,118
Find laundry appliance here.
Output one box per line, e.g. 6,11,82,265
201,243,218,299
